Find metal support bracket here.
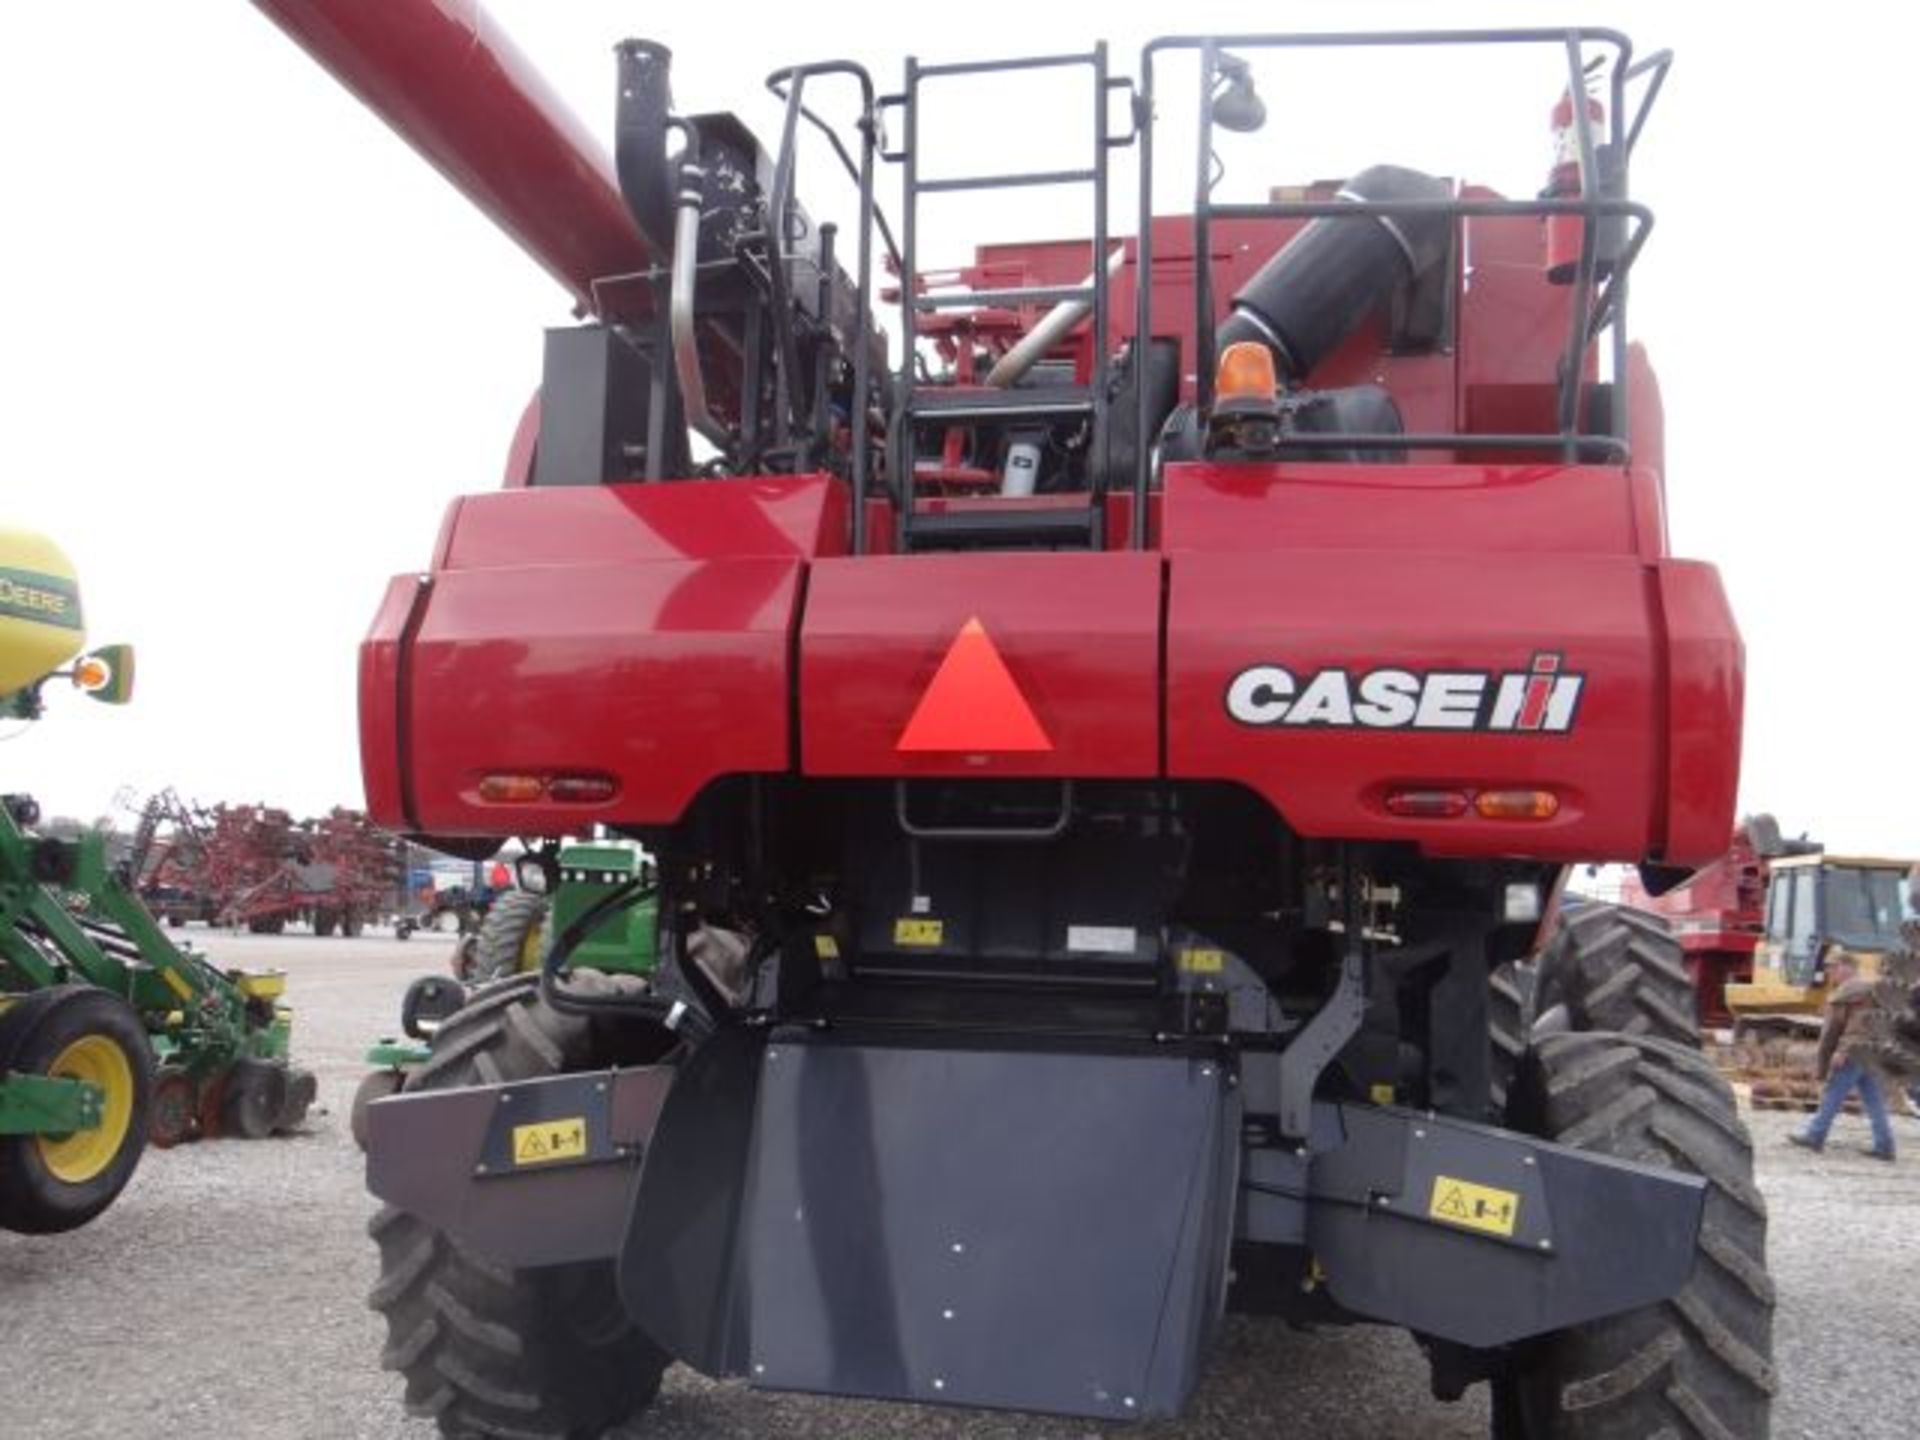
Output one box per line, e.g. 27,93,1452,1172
0,1069,103,1136
1276,936,1365,1137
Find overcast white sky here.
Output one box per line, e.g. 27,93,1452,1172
4,2,1914,856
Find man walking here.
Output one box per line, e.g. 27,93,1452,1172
1790,950,1896,1161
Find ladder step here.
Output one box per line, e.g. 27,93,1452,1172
914,285,1094,311
913,385,1093,422
916,167,1096,195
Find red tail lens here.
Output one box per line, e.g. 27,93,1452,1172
1384,789,1472,818
547,774,618,804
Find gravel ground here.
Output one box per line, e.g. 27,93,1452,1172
4,932,1917,1439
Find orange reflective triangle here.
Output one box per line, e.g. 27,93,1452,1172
897,617,1052,753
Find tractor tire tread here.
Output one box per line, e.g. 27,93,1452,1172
470,892,550,985
1489,962,1531,1113
1511,1031,1774,1438
368,981,667,1439
0,986,153,1234
1535,905,1699,1048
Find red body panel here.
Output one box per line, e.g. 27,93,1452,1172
365,460,1742,865
359,576,423,826
802,553,1162,779
1158,461,1645,556
1656,563,1745,866
361,478,846,833
403,558,796,832
1165,547,1660,861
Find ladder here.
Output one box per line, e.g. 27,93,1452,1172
888,46,1121,552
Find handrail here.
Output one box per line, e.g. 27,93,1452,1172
1133,27,1657,547
764,60,883,552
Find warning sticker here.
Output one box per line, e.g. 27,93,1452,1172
512,1117,589,1167
1427,1175,1521,1237
1178,947,1226,974
894,918,944,947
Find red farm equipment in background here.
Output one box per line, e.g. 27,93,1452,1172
133,795,402,935
1621,815,1816,1028
253,5,1784,1438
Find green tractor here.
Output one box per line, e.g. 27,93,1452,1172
1,526,315,1233
351,838,659,1149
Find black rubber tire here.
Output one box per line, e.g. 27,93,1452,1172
1534,904,1698,1045
468,890,549,985
368,974,669,1438
350,1068,404,1153
1502,1032,1775,1438
314,909,339,938
1489,961,1532,1114
343,912,366,939
0,986,153,1234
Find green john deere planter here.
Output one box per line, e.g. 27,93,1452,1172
0,526,316,1233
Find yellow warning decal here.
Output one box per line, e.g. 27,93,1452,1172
1368,1083,1396,1107
1428,1175,1520,1237
813,933,841,960
512,1117,588,1166
893,918,944,947
1178,947,1225,974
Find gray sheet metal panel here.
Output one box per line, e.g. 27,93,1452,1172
366,1066,670,1268
620,1026,765,1376
742,1037,1236,1420
1305,1103,1706,1347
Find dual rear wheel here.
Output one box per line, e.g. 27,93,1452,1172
1496,904,1776,1438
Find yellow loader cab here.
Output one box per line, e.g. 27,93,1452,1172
1724,852,1915,1032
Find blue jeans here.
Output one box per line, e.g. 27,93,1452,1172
1804,1059,1895,1155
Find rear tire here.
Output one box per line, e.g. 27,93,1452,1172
1534,904,1698,1044
1488,960,1533,1114
468,890,549,984
1501,1031,1775,1437
0,987,153,1234
368,974,669,1438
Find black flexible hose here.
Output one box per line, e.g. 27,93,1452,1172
536,877,674,1020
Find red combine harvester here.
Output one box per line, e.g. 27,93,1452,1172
255,6,1771,1437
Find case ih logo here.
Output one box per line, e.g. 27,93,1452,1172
1225,653,1584,732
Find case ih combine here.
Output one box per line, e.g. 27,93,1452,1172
257,5,1772,1437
